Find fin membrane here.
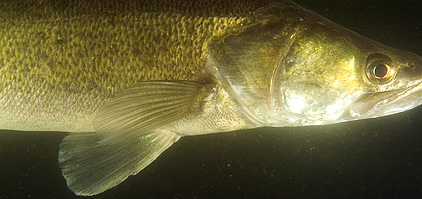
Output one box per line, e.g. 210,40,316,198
59,130,179,196
58,81,210,196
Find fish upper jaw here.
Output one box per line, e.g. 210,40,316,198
344,81,422,121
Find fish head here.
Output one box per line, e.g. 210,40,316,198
270,20,422,126
207,5,422,127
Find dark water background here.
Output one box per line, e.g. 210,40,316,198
1,0,422,198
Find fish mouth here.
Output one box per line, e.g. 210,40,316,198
345,81,422,120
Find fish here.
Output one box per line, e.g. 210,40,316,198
1,0,422,196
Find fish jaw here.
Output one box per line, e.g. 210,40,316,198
345,76,422,121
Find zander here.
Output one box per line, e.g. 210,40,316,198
1,0,421,196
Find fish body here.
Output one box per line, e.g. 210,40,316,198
0,0,267,132
1,0,422,196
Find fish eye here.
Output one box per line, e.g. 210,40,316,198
366,53,396,84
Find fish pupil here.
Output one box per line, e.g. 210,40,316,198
374,64,389,78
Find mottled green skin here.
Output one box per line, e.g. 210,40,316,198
0,0,282,131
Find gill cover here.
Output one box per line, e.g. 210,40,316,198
206,4,302,126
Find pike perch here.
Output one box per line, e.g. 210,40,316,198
1,0,421,196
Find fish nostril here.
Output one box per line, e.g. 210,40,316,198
409,64,416,70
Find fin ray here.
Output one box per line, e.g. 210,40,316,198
58,81,211,196
59,130,180,196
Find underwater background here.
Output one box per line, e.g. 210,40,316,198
1,0,422,198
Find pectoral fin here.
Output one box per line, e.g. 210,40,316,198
58,81,211,196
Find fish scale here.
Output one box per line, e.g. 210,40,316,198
0,0,258,132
